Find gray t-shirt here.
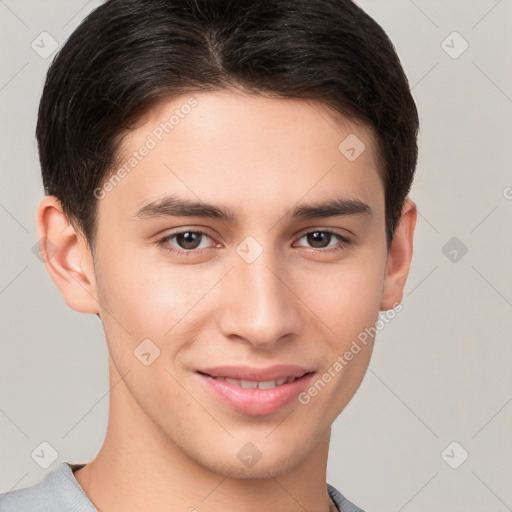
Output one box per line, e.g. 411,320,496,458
0,462,366,512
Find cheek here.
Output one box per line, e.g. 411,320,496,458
298,265,382,417
301,258,385,339
95,250,214,358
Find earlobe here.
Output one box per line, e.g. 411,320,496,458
36,195,100,315
380,198,417,311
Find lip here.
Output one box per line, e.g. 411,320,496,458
195,366,316,416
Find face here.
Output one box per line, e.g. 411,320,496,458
44,90,412,479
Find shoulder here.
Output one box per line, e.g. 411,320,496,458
0,462,95,512
327,482,367,512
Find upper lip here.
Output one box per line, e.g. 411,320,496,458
196,365,314,381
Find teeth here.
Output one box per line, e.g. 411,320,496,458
219,376,297,389
241,380,259,389
258,380,278,389
224,377,244,387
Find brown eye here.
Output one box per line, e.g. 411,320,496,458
295,230,350,253
157,229,214,255
306,231,334,248
175,231,203,250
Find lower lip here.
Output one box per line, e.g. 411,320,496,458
195,372,315,416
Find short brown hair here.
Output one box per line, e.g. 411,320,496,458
36,0,419,252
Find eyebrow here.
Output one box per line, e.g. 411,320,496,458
132,194,373,222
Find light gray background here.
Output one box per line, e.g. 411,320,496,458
1,1,511,511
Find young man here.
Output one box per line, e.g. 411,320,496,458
0,0,418,510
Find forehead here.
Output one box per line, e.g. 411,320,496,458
99,90,384,225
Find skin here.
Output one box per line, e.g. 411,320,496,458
37,89,416,512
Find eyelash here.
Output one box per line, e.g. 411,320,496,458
156,228,351,257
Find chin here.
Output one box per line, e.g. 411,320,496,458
197,440,309,480
215,457,298,480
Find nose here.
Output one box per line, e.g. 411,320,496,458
216,248,302,349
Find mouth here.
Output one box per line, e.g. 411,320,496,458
194,366,316,415
196,371,312,389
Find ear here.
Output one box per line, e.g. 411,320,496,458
380,197,417,311
35,195,100,314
